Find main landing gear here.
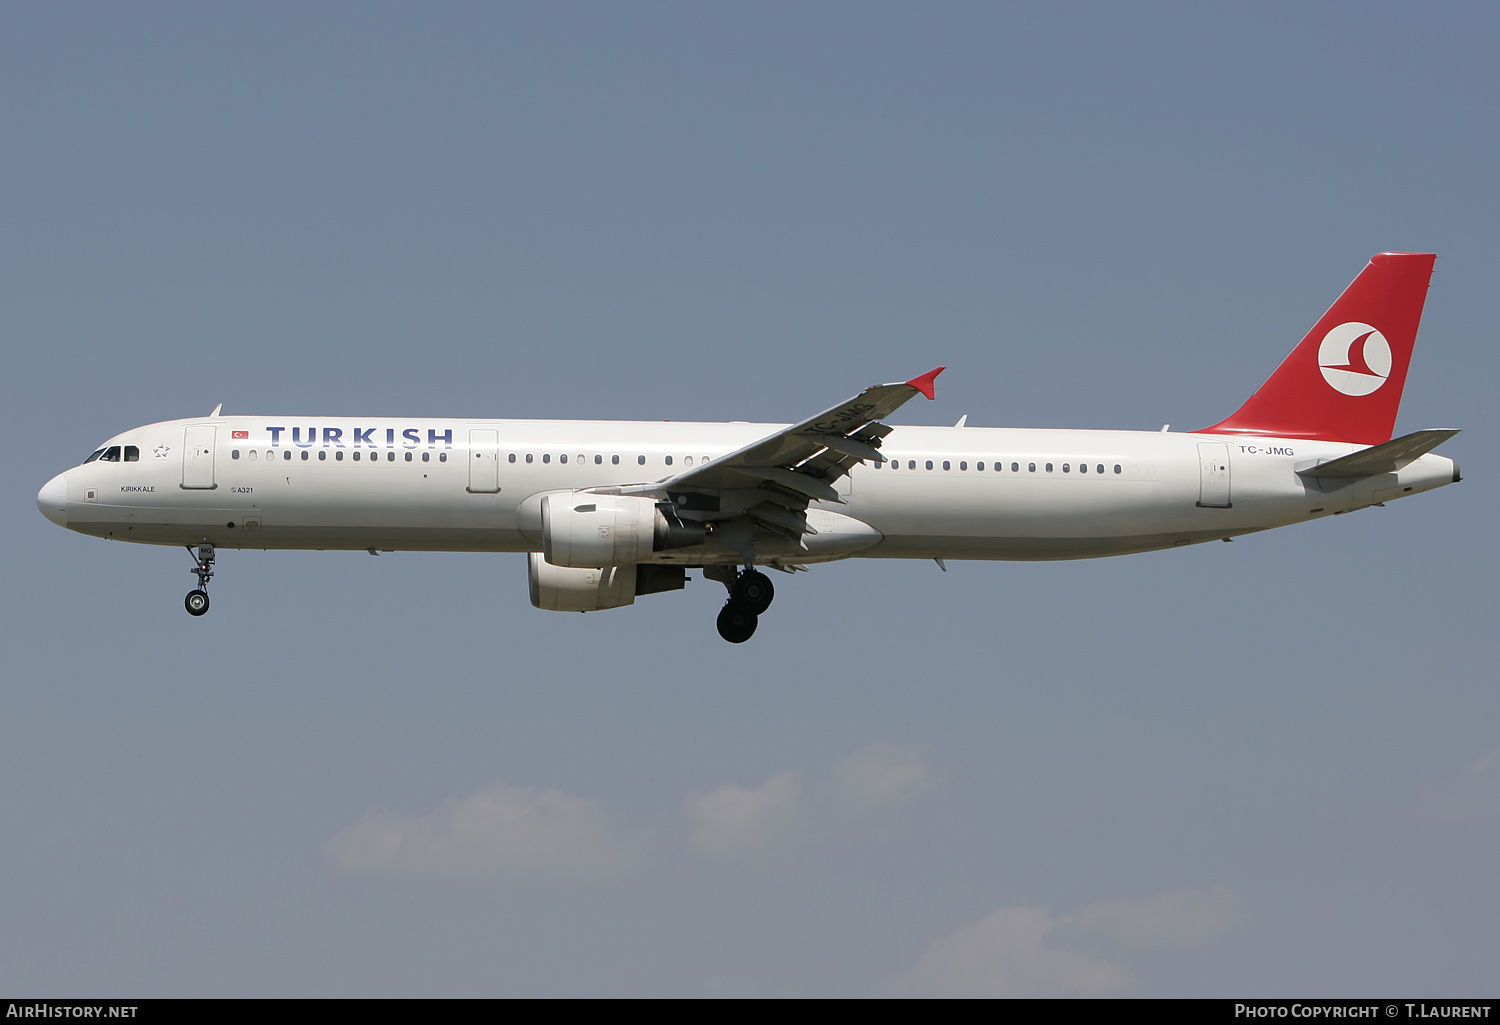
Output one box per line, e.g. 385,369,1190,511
714,569,775,643
184,544,214,617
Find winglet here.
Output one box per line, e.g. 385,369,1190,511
906,366,945,400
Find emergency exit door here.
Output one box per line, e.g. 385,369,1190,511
468,429,501,493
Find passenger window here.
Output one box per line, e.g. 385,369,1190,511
638,455,646,465
265,450,273,460
925,460,933,470
543,454,550,464
1098,464,1105,474
284,450,292,460
526,454,534,463
559,454,567,464
301,451,309,461
685,456,694,467
1027,462,1035,472
232,449,241,460
595,455,603,465
1117,465,1124,474
422,452,429,462
124,446,140,462
942,460,950,470
337,451,345,461
405,452,413,462
318,450,327,461
977,462,985,471
388,451,395,461
612,455,620,465
1062,463,1069,473
1078,462,1086,473
960,461,967,470
908,460,916,470
353,451,361,461
249,450,258,461
665,456,673,466
439,453,447,462
508,453,516,463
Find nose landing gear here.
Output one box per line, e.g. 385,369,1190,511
712,568,776,643
184,544,215,617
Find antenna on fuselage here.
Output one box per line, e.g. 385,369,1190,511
209,404,223,418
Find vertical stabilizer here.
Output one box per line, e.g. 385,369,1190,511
1200,253,1436,445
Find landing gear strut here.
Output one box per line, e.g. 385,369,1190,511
712,568,776,643
185,544,214,617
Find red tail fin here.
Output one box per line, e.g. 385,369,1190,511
1200,253,1436,445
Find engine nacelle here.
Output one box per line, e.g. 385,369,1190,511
527,554,685,612
541,493,705,568
528,554,635,612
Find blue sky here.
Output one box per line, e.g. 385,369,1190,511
3,3,1496,996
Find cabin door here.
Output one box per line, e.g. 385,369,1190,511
182,426,217,490
1196,442,1231,508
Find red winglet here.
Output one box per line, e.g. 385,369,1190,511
905,366,945,400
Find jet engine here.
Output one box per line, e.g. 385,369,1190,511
528,554,685,612
541,493,705,568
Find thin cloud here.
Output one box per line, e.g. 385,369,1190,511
888,905,1135,998
1426,749,1500,820
887,887,1252,998
324,781,648,880
1058,885,1254,952
687,771,803,859
687,743,939,862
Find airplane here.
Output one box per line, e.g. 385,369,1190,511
37,253,1460,643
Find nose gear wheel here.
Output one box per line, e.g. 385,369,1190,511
184,544,216,617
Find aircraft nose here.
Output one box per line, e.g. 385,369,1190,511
37,472,68,527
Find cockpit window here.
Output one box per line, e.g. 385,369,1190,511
98,446,122,462
83,448,105,464
124,445,140,462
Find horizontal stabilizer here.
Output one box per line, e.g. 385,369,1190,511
1297,429,1459,479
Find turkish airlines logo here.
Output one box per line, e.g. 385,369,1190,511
1318,321,1391,396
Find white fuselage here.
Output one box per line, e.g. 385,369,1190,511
40,416,1459,563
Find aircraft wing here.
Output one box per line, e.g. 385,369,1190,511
656,367,943,500
608,367,943,554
